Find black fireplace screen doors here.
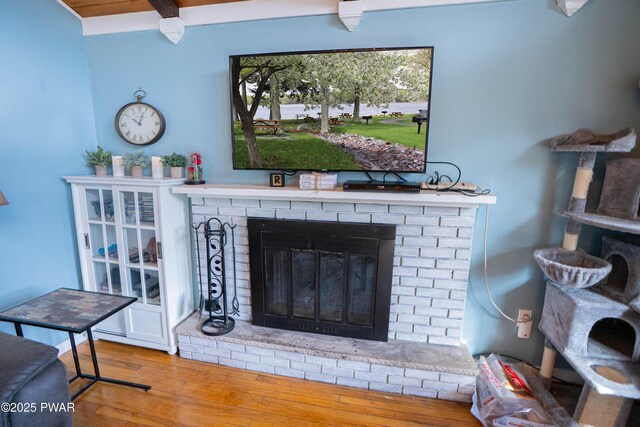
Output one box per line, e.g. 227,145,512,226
248,218,395,341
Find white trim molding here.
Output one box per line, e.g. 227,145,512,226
338,1,365,31
75,0,515,36
55,0,82,20
556,0,590,17
56,332,88,356
159,17,185,44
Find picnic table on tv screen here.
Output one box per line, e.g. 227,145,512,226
390,112,403,117
328,117,342,125
251,119,283,134
339,113,352,118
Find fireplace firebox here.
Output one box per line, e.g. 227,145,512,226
248,218,395,341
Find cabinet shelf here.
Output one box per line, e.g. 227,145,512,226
88,220,115,225
122,222,155,228
125,263,158,270
91,257,119,264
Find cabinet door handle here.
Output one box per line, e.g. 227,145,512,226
84,233,90,249
157,242,163,260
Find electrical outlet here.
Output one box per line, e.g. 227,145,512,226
517,309,533,339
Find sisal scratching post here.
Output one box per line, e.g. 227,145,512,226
539,152,597,386
561,152,596,251
538,339,557,387
573,366,634,427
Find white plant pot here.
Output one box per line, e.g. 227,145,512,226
170,167,183,179
131,165,144,177
95,165,108,176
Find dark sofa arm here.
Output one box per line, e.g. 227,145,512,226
0,332,71,427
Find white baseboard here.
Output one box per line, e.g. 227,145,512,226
553,367,585,386
55,332,90,356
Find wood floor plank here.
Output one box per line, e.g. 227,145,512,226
60,340,481,426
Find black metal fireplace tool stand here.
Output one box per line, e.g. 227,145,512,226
193,217,239,336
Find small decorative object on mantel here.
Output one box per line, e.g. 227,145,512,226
85,145,112,176
161,152,187,179
299,173,338,190
151,156,163,178
185,152,205,185
112,156,125,177
269,172,285,187
114,89,166,146
123,151,148,177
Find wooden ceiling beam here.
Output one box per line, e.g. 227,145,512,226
147,0,179,18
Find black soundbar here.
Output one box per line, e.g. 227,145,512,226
342,180,421,192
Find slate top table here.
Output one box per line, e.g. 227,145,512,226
0,288,151,400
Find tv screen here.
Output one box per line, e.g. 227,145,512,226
230,46,433,173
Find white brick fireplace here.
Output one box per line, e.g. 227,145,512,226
173,184,495,401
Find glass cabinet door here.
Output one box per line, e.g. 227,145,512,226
84,188,120,295
119,189,161,306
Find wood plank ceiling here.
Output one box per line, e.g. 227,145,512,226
63,0,247,18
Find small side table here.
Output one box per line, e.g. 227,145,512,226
0,288,151,400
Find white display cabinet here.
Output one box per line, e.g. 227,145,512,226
64,176,194,354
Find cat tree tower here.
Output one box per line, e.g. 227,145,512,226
533,128,640,427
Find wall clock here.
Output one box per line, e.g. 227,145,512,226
115,89,166,146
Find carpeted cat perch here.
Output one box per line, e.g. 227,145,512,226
534,127,640,427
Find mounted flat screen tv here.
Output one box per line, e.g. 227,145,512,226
229,46,433,173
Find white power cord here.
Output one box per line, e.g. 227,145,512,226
483,205,529,324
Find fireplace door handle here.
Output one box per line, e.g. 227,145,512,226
157,241,163,260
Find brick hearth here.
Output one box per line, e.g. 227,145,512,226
173,184,496,401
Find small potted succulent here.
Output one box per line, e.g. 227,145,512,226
85,145,112,176
161,153,188,178
123,151,149,177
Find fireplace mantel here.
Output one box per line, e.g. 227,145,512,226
172,184,496,207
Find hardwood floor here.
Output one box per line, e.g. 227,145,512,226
60,340,481,426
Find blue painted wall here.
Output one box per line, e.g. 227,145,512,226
0,0,97,345
82,0,640,363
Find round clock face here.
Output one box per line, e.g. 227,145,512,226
115,102,165,145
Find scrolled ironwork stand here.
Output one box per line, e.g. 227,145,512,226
193,217,237,336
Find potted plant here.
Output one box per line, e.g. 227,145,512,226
85,145,112,176
123,151,148,177
161,153,188,178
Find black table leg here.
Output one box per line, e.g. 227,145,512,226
14,323,23,337
69,329,150,400
68,332,82,379
87,329,101,378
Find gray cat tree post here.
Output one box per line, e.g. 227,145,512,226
534,128,639,427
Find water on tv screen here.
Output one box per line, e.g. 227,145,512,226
230,47,433,172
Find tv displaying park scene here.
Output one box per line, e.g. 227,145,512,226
230,47,433,172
